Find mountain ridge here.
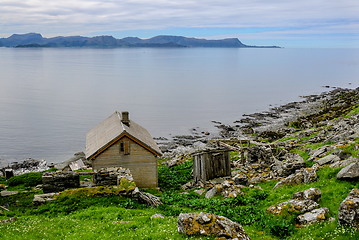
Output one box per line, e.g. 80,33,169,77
0,33,280,48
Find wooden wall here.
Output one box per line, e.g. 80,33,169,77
92,136,158,188
192,149,231,182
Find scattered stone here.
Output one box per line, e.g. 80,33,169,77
151,214,165,219
247,145,275,165
297,207,329,226
194,189,205,195
337,162,359,180
177,212,251,240
233,174,249,186
0,190,18,197
205,185,219,199
33,193,58,206
273,168,317,189
132,189,162,207
281,153,306,176
112,221,132,224
0,217,17,224
249,177,261,185
338,189,359,228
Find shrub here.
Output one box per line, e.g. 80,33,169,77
158,160,193,191
7,172,42,187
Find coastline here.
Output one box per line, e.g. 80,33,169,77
160,86,359,157
1,86,358,173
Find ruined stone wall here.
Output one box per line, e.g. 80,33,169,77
42,171,80,193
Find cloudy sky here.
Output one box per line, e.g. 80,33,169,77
0,0,358,47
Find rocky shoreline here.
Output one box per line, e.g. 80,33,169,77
1,87,358,176
160,87,359,157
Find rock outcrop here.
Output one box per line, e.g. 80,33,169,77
338,188,359,228
337,162,359,180
273,168,317,189
297,207,329,226
178,212,251,240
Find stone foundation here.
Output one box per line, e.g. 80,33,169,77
93,167,133,186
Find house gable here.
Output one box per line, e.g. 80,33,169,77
88,132,161,160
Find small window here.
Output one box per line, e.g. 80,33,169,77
120,141,130,155
120,142,124,152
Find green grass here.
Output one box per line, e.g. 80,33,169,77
0,206,215,240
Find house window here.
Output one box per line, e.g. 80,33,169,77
120,140,130,155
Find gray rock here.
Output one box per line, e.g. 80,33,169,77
194,189,205,195
330,158,358,169
307,147,327,161
196,212,211,224
338,189,359,228
281,153,306,176
316,154,340,166
177,212,251,240
337,161,359,180
150,214,164,219
293,188,321,203
297,207,329,226
33,193,57,206
273,168,317,189
249,177,261,185
205,186,219,199
0,217,17,224
233,174,249,186
267,199,320,215
0,190,18,197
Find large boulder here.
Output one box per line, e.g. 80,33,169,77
337,162,359,180
307,145,334,161
178,212,251,240
292,188,321,203
267,199,320,215
330,158,357,169
338,189,359,228
268,188,322,218
316,154,340,166
297,207,329,226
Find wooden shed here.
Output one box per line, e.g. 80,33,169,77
192,149,231,182
86,111,162,188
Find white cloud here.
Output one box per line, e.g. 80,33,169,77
0,0,358,45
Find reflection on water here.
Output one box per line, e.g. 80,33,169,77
0,47,358,163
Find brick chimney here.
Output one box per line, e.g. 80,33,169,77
121,111,130,125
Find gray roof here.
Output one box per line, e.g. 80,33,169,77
86,111,162,159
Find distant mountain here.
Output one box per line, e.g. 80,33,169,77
0,33,280,48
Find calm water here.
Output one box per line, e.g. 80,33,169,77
0,47,358,164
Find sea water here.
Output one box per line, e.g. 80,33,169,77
0,47,358,164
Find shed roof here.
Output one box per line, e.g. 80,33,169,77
86,111,162,159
